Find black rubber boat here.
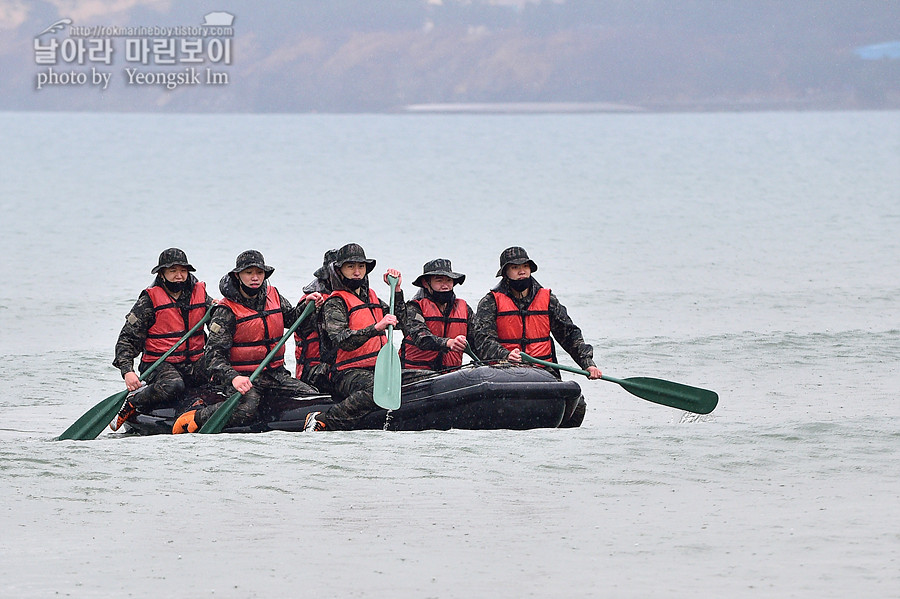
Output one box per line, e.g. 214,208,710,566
121,364,584,434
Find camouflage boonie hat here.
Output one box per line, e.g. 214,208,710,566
230,249,274,278
413,258,466,288
334,243,376,273
151,248,195,274
313,248,338,280
496,246,538,277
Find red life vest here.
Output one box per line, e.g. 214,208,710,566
492,287,554,362
294,294,328,378
294,330,321,378
330,289,386,371
142,282,207,364
401,297,468,370
218,285,285,373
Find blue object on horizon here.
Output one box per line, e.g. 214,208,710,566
854,41,900,60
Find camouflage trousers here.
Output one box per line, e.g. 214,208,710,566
134,360,207,410
196,367,317,428
320,367,433,431
299,362,333,395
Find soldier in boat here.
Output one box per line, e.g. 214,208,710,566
303,243,441,431
400,258,476,371
472,246,602,427
172,250,323,433
293,249,339,394
111,248,214,431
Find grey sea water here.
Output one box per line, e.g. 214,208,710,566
1,111,898,598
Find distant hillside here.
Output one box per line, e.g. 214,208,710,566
2,0,899,112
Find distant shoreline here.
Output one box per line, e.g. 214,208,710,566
402,102,643,114
402,98,900,114
2,102,898,115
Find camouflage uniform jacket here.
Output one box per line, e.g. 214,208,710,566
471,277,597,370
113,274,214,377
318,280,445,370
205,275,315,386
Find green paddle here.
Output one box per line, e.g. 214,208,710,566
199,301,316,434
373,274,401,410
520,352,718,415
57,311,212,441
463,342,483,365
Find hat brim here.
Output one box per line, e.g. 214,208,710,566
152,262,196,274
413,271,466,288
496,259,538,277
231,263,275,279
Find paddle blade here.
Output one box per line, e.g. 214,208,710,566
57,390,128,441
373,330,401,410
606,376,718,415
198,391,241,434
520,352,718,415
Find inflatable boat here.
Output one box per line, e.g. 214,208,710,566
121,364,584,435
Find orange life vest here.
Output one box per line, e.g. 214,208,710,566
401,297,468,370
218,285,285,373
294,294,328,378
330,289,386,371
492,287,554,362
142,282,207,364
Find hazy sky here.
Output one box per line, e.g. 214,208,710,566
4,1,898,112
